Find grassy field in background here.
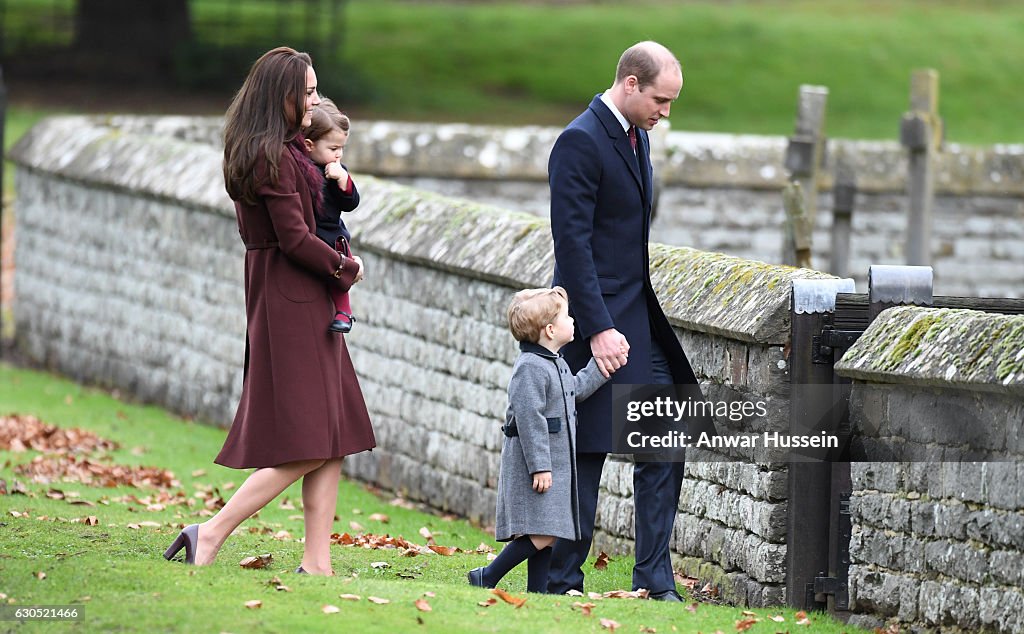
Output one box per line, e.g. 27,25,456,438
3,1,1024,145
0,363,867,632
338,0,1024,143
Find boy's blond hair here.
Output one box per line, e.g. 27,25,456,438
506,287,568,343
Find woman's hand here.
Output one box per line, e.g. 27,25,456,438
532,471,552,493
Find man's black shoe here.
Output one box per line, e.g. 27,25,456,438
648,588,684,602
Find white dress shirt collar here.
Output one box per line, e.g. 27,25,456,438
600,91,631,134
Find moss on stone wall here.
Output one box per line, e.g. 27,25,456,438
837,307,1024,392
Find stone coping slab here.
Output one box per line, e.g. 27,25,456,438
12,115,832,344
34,115,1024,197
836,306,1024,394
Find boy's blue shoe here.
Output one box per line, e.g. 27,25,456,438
467,567,492,588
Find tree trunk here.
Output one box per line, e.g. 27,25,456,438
75,0,192,78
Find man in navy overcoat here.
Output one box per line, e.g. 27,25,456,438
547,41,701,602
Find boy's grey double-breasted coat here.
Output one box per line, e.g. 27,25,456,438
495,342,607,542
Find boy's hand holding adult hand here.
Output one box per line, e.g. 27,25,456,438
532,471,552,493
591,328,629,378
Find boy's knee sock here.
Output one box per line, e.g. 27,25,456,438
526,546,552,593
483,536,538,587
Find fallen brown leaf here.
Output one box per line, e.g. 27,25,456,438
84,516,98,526
239,554,273,569
474,542,496,554
349,521,364,532
573,601,597,616
418,527,435,543
594,551,612,571
367,597,390,605
34,571,46,580
686,603,698,614
599,618,620,631
478,598,497,607
244,600,262,609
566,589,585,597
321,605,340,614
414,598,432,612
641,628,657,633
370,561,390,569
674,572,700,590
736,618,759,632
742,611,757,617
428,545,457,556
491,588,527,608
191,469,206,478
769,615,785,623
368,513,390,523
273,530,292,541
338,594,361,601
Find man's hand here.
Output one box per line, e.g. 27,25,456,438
532,471,552,493
591,328,629,378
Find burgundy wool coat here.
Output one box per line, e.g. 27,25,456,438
215,143,376,469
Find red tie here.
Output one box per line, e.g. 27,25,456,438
628,126,637,152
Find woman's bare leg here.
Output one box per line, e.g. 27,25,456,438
194,459,326,565
299,458,344,575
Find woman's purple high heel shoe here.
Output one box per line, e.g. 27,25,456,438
163,524,200,564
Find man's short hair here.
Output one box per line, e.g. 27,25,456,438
507,287,568,343
615,42,681,88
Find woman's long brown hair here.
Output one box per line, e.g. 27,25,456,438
223,47,312,205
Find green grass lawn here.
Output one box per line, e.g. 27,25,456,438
338,0,1024,143
0,363,866,632
4,0,1024,144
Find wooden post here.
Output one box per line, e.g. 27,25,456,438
900,69,942,266
830,159,856,278
783,85,828,266
787,278,855,611
784,182,813,269
649,118,671,224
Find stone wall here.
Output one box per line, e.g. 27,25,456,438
836,307,1024,632
344,122,1024,299
68,116,1024,297
11,115,837,608
9,116,1024,627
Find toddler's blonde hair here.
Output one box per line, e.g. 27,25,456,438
506,287,568,343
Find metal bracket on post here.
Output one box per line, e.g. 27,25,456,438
867,265,934,321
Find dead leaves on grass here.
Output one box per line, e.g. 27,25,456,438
0,414,118,454
15,455,178,489
239,554,274,570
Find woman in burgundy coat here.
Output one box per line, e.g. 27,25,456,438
163,47,376,575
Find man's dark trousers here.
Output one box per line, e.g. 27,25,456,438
548,341,685,594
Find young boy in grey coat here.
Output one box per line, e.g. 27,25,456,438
468,286,620,592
